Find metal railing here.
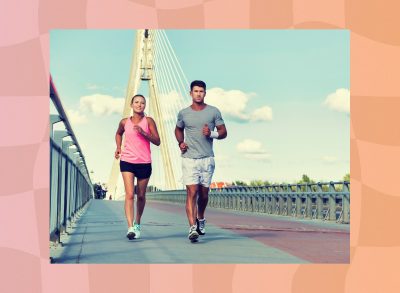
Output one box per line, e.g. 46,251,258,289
147,182,350,223
50,76,93,245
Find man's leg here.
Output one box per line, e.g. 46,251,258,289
186,184,200,241
182,158,200,241
197,185,209,219
198,157,215,219
185,184,198,226
196,157,215,235
196,185,209,235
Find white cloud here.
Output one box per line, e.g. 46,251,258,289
237,139,264,153
206,87,273,123
66,109,88,125
324,88,350,113
251,106,273,121
206,87,250,121
79,94,125,116
236,139,271,161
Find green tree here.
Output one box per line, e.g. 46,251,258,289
263,180,271,186
301,174,311,183
296,174,316,191
234,180,248,186
343,173,350,182
249,180,264,186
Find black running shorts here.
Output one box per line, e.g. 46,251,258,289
120,161,152,179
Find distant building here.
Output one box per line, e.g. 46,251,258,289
210,182,232,189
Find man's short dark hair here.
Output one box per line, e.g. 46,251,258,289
190,80,206,91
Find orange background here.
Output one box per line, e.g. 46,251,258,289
1,0,400,292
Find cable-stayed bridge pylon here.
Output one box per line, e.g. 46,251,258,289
107,29,190,199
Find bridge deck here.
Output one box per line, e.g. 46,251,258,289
52,199,349,264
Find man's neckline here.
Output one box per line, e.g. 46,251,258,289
190,104,208,112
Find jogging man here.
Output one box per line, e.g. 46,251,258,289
175,80,227,241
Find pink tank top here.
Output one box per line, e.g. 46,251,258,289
120,116,151,164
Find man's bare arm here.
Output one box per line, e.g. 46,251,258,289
215,124,227,139
175,126,188,153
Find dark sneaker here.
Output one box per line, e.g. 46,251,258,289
188,225,199,242
196,218,206,235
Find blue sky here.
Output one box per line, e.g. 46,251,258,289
50,29,349,191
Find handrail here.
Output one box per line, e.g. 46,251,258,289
50,76,90,179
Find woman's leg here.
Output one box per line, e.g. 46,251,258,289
135,177,150,224
121,172,135,227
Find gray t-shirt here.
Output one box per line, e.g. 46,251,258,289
176,104,225,159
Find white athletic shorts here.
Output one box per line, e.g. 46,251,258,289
182,157,215,187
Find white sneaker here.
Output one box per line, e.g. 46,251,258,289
133,223,141,239
188,225,199,241
126,226,135,240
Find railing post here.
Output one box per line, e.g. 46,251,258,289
317,183,324,220
53,130,69,244
278,185,284,215
266,195,271,214
61,141,74,232
50,115,62,135
329,183,337,221
249,188,255,212
261,195,265,213
73,153,82,215
271,186,277,214
50,116,61,243
271,194,277,214
66,146,77,226
306,184,312,218
228,192,233,209
295,192,302,218
342,182,350,223
287,193,293,217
